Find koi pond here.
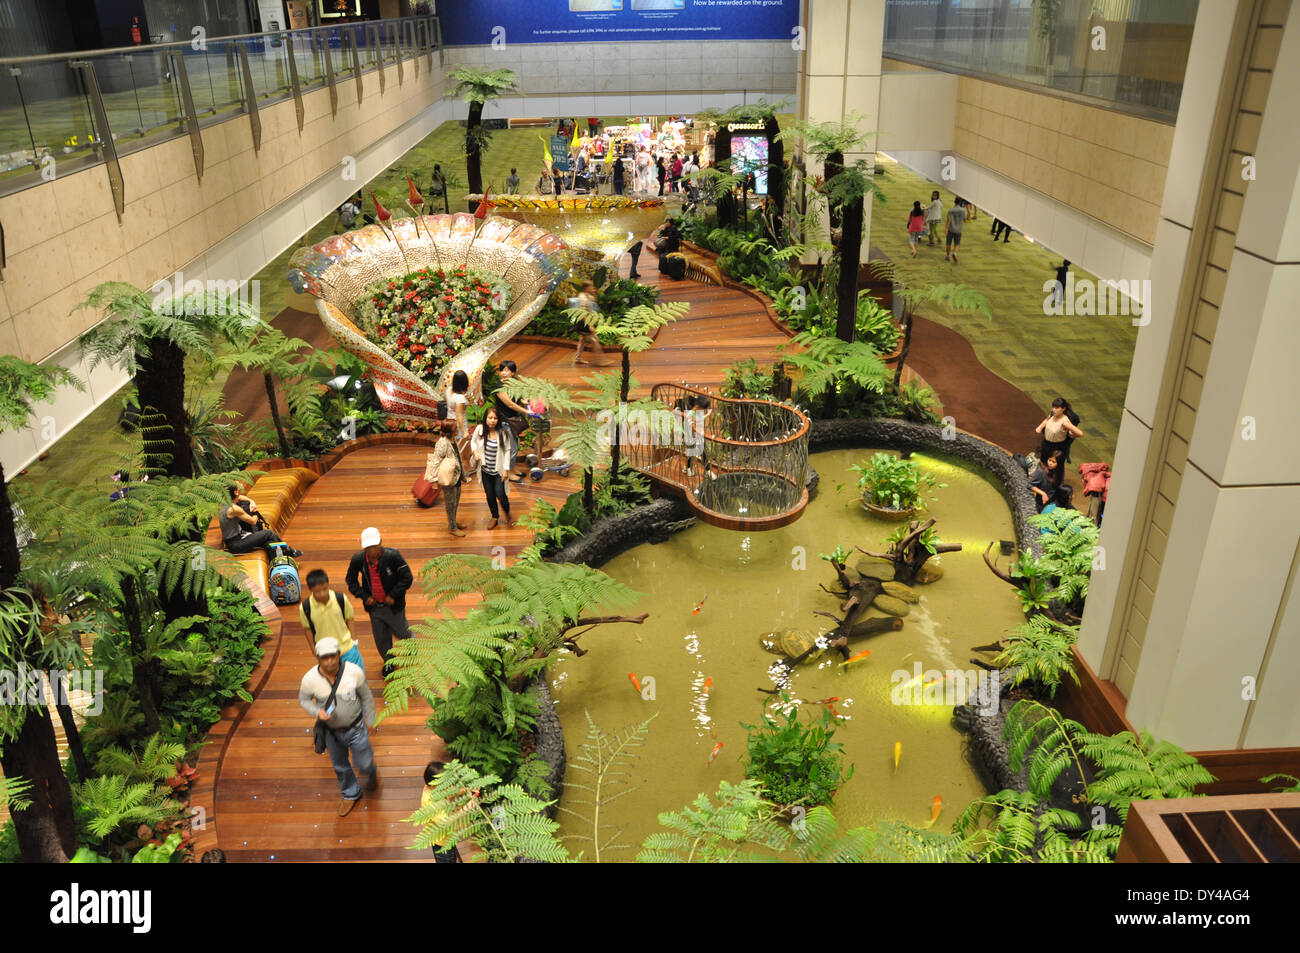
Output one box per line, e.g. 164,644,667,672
549,447,1026,857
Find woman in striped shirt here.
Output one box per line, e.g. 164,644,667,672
470,407,515,528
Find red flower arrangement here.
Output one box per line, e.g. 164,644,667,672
354,266,510,383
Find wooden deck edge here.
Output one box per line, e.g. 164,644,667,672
1055,646,1300,795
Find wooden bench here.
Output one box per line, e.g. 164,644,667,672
204,468,319,594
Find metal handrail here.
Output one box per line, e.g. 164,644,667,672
0,17,434,66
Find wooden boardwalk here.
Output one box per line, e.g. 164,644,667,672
210,259,796,861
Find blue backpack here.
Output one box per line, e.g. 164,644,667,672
267,543,301,606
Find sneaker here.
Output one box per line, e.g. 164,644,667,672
287,547,304,558
449,528,466,537
338,798,358,817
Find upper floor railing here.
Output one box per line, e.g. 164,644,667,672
0,15,441,201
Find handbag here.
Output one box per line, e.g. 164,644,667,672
312,665,346,754
437,454,459,487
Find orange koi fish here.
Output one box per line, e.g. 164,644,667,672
627,672,642,693
924,673,957,688
893,741,902,770
707,741,723,765
841,649,872,667
930,795,943,822
692,595,707,615
814,696,840,705
702,677,713,695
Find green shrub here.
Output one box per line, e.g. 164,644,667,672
743,697,852,807
851,452,941,511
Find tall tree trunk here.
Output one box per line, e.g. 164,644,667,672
583,468,594,515
825,149,844,232
767,115,786,227
121,578,161,735
0,706,76,862
265,373,292,459
466,100,484,204
837,194,864,344
610,349,631,482
892,303,914,392
136,338,193,479
53,676,91,782
0,464,78,862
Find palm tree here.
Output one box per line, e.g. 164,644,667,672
448,66,518,204
220,325,331,460
77,282,260,479
0,356,81,862
778,114,885,344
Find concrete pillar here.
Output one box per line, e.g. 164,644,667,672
796,0,884,254
1081,0,1300,751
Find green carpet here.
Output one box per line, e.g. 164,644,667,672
867,155,1136,465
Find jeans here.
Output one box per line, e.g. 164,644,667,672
368,603,412,673
325,718,375,800
482,472,511,519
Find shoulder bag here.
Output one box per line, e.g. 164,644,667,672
312,665,346,754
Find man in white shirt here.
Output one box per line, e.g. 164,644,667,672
299,637,377,816
924,190,944,246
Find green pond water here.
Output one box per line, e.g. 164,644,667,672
550,447,1027,861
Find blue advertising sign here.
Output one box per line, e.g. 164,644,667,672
438,0,799,45
550,135,571,170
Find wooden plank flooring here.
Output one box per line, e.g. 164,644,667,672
212,445,579,862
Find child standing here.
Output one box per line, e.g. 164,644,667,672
300,569,362,672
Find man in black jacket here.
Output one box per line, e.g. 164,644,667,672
346,527,414,678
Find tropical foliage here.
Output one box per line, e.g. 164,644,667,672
852,452,942,511
742,697,853,808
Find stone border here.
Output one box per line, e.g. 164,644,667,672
550,497,697,568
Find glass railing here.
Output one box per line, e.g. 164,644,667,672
0,15,439,197
883,0,1196,121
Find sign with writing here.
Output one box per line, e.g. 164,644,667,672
550,136,571,171
439,0,798,45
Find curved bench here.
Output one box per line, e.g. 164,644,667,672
203,468,320,594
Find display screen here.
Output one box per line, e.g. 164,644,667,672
730,136,769,195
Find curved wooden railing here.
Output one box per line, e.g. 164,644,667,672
621,383,811,530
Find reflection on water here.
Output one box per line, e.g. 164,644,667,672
551,448,1026,861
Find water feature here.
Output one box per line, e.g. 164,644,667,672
550,447,1027,859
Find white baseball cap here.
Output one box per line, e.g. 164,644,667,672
315,637,341,657
360,527,381,548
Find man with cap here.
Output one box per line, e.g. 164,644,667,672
345,527,415,678
299,637,377,816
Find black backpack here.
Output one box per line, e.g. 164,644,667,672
302,591,347,637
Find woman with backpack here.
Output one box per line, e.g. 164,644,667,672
470,407,517,528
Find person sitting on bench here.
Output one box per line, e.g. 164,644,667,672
219,485,302,558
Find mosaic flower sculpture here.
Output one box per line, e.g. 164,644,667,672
288,213,566,421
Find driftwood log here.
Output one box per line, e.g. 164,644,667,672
858,518,962,586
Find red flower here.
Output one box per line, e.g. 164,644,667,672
437,317,448,328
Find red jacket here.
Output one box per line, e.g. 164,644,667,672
1078,462,1111,500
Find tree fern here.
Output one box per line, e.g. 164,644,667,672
91,733,187,786
637,779,788,863
857,818,970,863
787,805,879,863
0,776,32,812
407,759,567,863
953,790,1096,863
75,773,186,843
1005,700,1092,802
560,712,656,862
1079,730,1214,822
996,615,1080,696
1262,773,1300,792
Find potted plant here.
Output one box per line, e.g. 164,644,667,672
742,697,852,813
851,452,941,519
